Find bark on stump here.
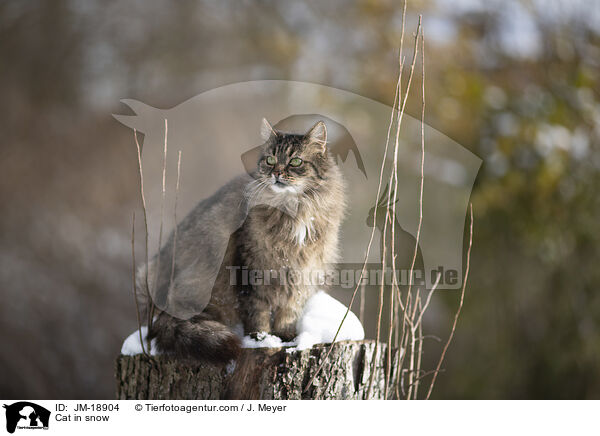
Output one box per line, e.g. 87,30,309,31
115,340,400,400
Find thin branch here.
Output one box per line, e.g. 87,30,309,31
426,203,474,399
407,269,443,397
391,14,423,399
406,291,419,399
131,212,148,357
382,9,424,401
406,368,446,389
359,281,366,325
384,252,395,399
367,196,390,398
385,0,410,398
169,150,182,289
414,272,440,331
413,296,424,399
133,129,153,346
149,118,169,333
394,283,401,348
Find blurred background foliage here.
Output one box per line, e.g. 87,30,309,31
1,0,599,398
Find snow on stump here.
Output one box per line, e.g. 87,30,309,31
115,340,400,400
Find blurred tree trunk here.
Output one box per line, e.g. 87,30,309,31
115,340,399,400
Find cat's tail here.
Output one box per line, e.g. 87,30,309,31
149,312,241,363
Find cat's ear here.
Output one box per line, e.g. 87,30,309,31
260,118,277,142
306,121,327,153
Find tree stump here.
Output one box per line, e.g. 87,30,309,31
115,340,400,400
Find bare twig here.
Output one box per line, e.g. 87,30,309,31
149,118,169,333
384,1,410,398
409,273,442,399
394,285,401,348
426,203,474,399
133,129,153,351
414,273,439,331
359,281,366,325
131,212,148,357
384,251,395,399
382,6,425,402
405,368,446,389
413,31,427,400
384,14,422,399
169,150,182,289
368,198,389,398
411,28,429,367
406,293,419,399
414,296,424,398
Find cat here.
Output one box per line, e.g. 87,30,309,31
142,118,346,363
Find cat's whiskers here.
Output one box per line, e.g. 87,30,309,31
245,178,272,208
246,179,266,199
254,180,272,203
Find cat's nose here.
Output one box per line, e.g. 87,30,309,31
272,171,281,179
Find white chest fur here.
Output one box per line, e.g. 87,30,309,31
294,217,316,246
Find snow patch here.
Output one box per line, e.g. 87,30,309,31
293,291,365,350
120,326,159,356
120,291,364,356
242,331,294,349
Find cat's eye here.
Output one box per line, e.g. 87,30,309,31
266,156,276,165
289,157,303,167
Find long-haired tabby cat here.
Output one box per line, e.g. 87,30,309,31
142,119,346,363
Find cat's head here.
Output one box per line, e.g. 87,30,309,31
254,118,331,195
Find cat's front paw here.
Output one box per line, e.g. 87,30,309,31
273,310,298,342
248,331,269,341
273,327,297,342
